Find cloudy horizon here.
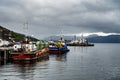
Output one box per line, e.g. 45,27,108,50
0,0,120,39
61,32,120,37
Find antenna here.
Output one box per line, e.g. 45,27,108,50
60,29,64,41
24,22,29,41
74,35,77,41
81,33,84,43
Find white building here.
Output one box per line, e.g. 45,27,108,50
0,39,10,47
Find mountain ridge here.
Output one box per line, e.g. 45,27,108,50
45,35,120,43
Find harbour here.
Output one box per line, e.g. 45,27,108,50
0,44,120,80
0,0,120,80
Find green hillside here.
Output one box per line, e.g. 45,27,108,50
0,25,38,41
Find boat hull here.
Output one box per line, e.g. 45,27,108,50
49,50,69,54
49,47,69,54
11,48,49,61
67,43,94,46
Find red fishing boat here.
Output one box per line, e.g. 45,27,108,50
11,40,49,61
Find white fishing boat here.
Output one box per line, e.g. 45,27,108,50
67,34,94,46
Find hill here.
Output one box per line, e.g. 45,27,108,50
0,25,38,41
86,35,120,43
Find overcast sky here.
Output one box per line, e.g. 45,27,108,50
0,0,120,39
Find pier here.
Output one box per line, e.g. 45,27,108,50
0,47,13,65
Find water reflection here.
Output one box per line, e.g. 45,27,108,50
1,44,120,80
56,53,67,62
73,46,88,53
15,63,36,80
6,57,49,80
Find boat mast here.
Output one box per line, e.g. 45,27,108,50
60,30,63,41
74,35,77,41
24,22,29,41
81,33,84,43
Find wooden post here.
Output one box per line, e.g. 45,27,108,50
4,50,6,64
0,51,1,64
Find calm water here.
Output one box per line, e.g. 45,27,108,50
0,44,120,80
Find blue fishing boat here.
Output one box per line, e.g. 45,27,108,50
49,38,70,54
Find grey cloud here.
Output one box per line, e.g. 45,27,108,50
0,0,120,39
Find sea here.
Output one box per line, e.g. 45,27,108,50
0,43,120,80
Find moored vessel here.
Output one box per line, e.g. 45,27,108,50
11,40,49,61
49,37,70,54
67,35,94,46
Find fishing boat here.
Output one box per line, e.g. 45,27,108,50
67,35,94,46
49,37,70,54
11,40,49,61
11,23,49,62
